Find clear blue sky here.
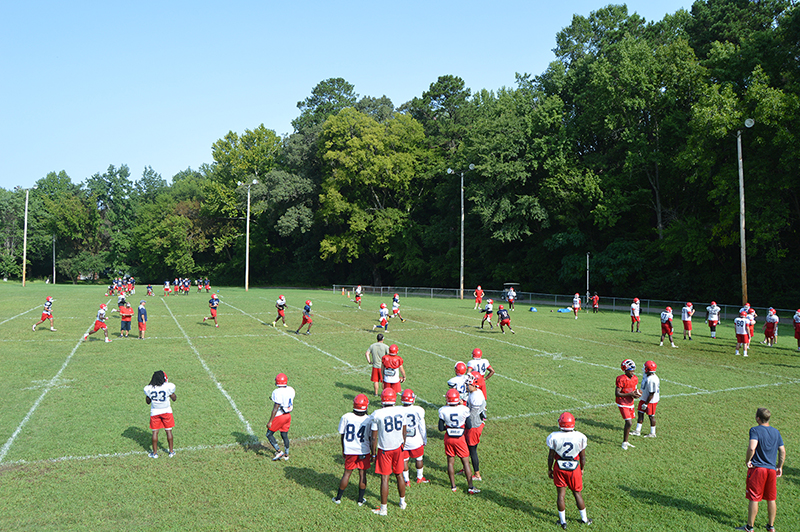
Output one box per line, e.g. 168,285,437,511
1,1,693,190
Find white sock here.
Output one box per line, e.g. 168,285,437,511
579,508,588,522
399,497,405,506
635,423,642,432
381,504,387,512
402,471,409,483
650,427,656,435
558,510,566,524
417,468,424,479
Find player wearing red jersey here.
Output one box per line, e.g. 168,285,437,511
381,344,406,393
616,359,641,450
473,285,484,310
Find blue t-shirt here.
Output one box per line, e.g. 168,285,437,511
749,424,784,469
138,306,147,323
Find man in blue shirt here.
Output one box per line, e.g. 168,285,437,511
137,300,148,339
735,408,786,532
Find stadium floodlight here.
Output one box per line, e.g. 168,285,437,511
447,164,475,300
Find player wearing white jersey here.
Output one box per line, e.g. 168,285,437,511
83,303,116,342
467,348,494,399
631,361,660,438
706,301,721,338
448,362,469,403
373,303,390,332
660,307,678,348
681,302,695,340
265,373,295,461
480,299,494,329
572,293,581,319
33,296,57,331
400,389,428,486
370,388,408,516
144,370,177,458
547,412,592,528
735,312,751,357
763,308,779,346
630,298,641,332
438,388,479,494
333,394,372,506
466,376,487,481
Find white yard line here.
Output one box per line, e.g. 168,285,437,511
0,305,40,326
161,298,256,440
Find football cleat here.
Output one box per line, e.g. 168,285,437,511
331,498,341,505
643,433,657,438
629,430,641,436
372,508,387,516
467,487,481,494
416,477,429,484
148,452,158,459
272,451,285,461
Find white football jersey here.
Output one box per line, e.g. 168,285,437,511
271,386,295,414
447,375,469,402
573,296,581,308
641,373,660,403
402,405,427,451
355,286,362,295
392,300,400,311
507,289,516,300
546,430,587,460
661,310,673,323
707,305,720,321
371,405,407,451
766,314,779,324
379,308,389,320
467,358,491,376
484,302,493,313
734,317,749,335
338,412,372,455
438,404,469,430
681,306,694,321
96,308,107,322
144,382,176,415
467,389,486,428
631,302,640,317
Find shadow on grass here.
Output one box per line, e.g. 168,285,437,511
121,426,152,451
283,465,357,499
619,486,738,526
782,465,800,487
479,488,552,524
232,431,263,453
577,418,619,432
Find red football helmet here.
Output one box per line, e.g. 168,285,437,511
575,293,579,297
305,300,311,306
279,295,284,300
275,373,288,386
558,412,575,431
665,306,672,312
686,302,692,307
472,348,483,359
393,293,398,298
46,296,53,302
466,373,479,386
389,344,399,354
739,311,747,317
498,305,504,310
445,388,461,405
477,285,481,290
644,360,657,373
381,388,397,405
380,303,387,309
163,372,168,382
353,393,369,412
621,359,636,371
455,361,467,376
711,301,716,306
100,304,107,310
634,298,640,303
401,389,416,405
487,299,493,304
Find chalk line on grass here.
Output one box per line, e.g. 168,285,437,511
161,298,255,439
0,305,41,326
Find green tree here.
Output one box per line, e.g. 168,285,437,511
292,78,359,133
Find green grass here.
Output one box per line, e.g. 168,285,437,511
1,282,798,531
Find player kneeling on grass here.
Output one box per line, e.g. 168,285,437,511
333,394,372,506
144,371,177,458
615,359,641,450
401,389,428,486
547,412,592,529
438,388,479,494
631,360,660,438
265,373,294,461
370,388,408,516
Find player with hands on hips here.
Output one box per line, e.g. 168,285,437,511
474,285,484,310
762,308,779,346
480,299,494,329
370,388,408,516
631,360,660,438
707,301,721,338
547,412,592,529
660,306,678,348
265,373,294,461
616,359,641,450
33,296,57,332
144,370,177,458
333,394,372,506
438,388,480,494
400,389,429,486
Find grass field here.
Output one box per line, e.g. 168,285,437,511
1,283,798,531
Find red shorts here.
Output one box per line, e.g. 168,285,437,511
371,367,382,382
631,316,640,323
573,305,580,311
683,320,692,331
355,295,361,303
466,424,484,446
444,434,469,458
661,323,672,335
475,297,482,305
508,298,514,304
205,285,211,290
41,312,52,321
638,401,657,415
269,413,292,433
383,381,401,393
375,446,404,475
500,318,510,327
392,309,399,315
736,333,749,344
553,464,583,492
138,322,146,332
746,467,777,501
150,412,175,430
344,454,371,471
302,316,313,325
618,404,635,420
210,308,217,317
380,318,388,327
405,446,424,460
708,320,718,328
93,320,107,332
765,324,776,339
748,325,755,337
277,309,285,317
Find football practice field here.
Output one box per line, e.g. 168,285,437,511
1,283,798,531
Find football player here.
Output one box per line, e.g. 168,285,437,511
572,293,581,319
480,299,494,329
631,360,660,438
447,361,469,403
507,286,516,311
32,296,56,332
465,374,486,481
631,297,641,333
83,303,116,342
681,302,695,340
144,370,177,458
333,394,372,506
390,293,405,322
706,300,721,338
295,300,313,335
372,303,389,332
496,304,514,334
467,348,493,398
265,373,294,461
546,412,592,529
272,295,288,327
794,309,800,351
591,292,599,314
763,308,779,346
381,344,405,393
473,285,484,310
615,359,640,450
735,311,751,357
370,388,408,516
354,284,362,309
203,293,220,327
659,306,678,348
438,388,479,494
401,389,428,486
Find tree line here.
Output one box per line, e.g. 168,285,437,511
2,1,799,307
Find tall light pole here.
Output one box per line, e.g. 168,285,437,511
239,178,258,292
447,164,475,300
19,185,37,287
737,118,754,305
52,235,56,285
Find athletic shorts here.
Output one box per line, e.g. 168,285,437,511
302,315,312,325
93,320,107,332
380,318,388,327
444,434,469,458
638,401,657,415
355,296,361,302
41,312,52,321
405,446,424,460
683,320,692,331
375,446,405,475
466,424,484,446
210,308,217,317
121,321,131,331
277,309,285,317
475,297,482,305
371,367,382,382
618,404,635,420
553,464,583,492
631,316,640,323
661,323,672,335
150,412,175,430
708,320,718,328
746,467,777,502
138,322,146,332
269,413,292,433
344,454,371,471
393,309,399,315
736,333,749,344
383,381,401,393
500,318,510,327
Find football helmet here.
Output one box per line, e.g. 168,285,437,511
305,300,311,306
711,301,716,306
644,360,657,373
100,304,107,310
455,361,467,376
472,348,483,359
621,359,636,371
380,303,387,309
389,344,399,354
498,305,504,310
558,412,575,431
279,295,284,300
445,388,461,405
275,373,288,386
393,293,399,298
769,308,776,315
487,299,493,304
353,393,369,412
477,285,481,290
466,373,479,386
748,308,756,314
46,296,53,302
633,298,639,303
739,311,747,317
401,389,416,405
575,293,579,297
381,388,397,405
163,372,168,382
686,302,692,307
665,306,672,312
